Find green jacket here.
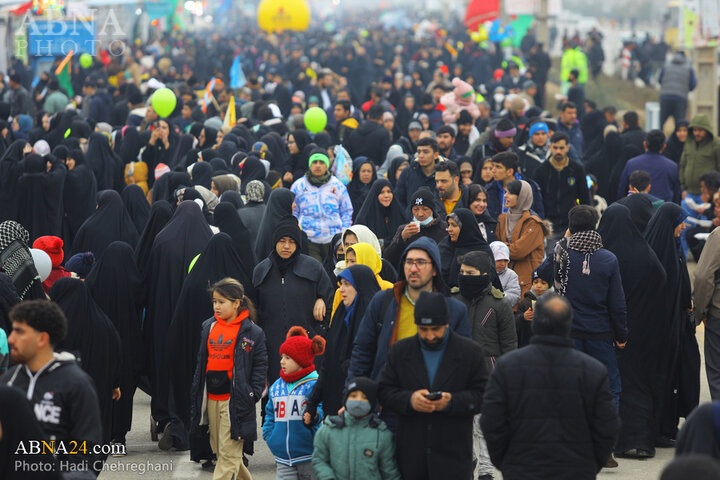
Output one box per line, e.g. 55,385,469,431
680,114,720,194
43,90,69,115
312,412,402,480
452,285,517,370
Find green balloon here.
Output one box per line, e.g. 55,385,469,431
79,53,93,69
151,87,177,118
304,106,327,134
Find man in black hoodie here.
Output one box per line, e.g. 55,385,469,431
344,104,392,166
2,300,103,479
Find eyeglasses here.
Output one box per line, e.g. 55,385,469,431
404,258,432,268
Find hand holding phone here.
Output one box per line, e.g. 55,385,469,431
424,391,443,401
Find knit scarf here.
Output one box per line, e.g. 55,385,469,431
526,138,549,160
279,364,315,383
553,230,603,296
306,170,332,187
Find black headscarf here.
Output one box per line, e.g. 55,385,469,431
200,127,218,148
46,110,77,149
16,153,66,241
166,233,254,434
61,147,97,250
216,141,237,164
0,271,20,334
608,144,643,202
354,178,408,245
387,154,410,188
616,194,655,233
118,127,142,164
665,120,689,164
260,132,286,170
643,201,699,428
86,132,122,190
121,184,151,234
440,208,495,289
467,184,498,242
0,385,61,479
213,202,257,285
50,277,122,445
586,130,623,202
240,155,267,193
209,157,228,173
219,190,244,209
231,124,256,150
86,241,144,442
171,134,197,168
254,187,295,260
152,171,192,204
0,140,28,222
346,157,377,217
0,221,44,300
191,161,213,189
72,190,140,258
134,200,173,276
322,233,343,285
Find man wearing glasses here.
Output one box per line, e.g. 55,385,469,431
347,236,471,385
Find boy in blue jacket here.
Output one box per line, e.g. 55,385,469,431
263,326,325,479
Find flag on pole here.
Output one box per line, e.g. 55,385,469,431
229,55,246,90
55,50,74,97
202,77,216,114
223,95,236,128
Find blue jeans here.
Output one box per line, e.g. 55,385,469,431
573,338,621,409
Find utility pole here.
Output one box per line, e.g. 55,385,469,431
692,45,718,134
536,0,549,46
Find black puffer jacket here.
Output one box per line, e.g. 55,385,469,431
191,317,268,441
481,335,619,480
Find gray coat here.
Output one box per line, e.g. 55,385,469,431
452,285,517,370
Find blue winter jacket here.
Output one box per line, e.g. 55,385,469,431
263,371,324,466
291,175,353,244
537,247,628,343
347,237,471,381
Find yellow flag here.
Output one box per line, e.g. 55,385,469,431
223,95,236,128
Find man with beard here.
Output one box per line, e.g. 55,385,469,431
533,132,592,250
434,161,469,215
378,291,487,479
2,301,103,479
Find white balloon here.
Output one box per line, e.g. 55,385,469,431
30,248,52,282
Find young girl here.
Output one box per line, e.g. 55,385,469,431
191,278,268,480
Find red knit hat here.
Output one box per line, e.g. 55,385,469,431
279,326,326,368
32,236,64,268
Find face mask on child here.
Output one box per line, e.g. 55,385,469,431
345,399,371,417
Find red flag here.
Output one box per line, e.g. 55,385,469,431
10,0,33,15
463,0,500,31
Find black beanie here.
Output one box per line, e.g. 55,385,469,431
344,376,379,409
272,217,301,247
411,187,436,213
414,291,449,326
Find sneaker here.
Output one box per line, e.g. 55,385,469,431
158,423,175,451
605,454,619,468
619,448,654,459
201,460,215,472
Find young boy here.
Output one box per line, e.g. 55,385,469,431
490,241,521,307
515,269,553,347
263,326,325,479
312,377,401,480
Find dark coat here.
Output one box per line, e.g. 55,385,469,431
394,159,437,209
253,254,333,385
344,120,392,166
481,335,620,480
190,317,268,441
378,330,488,480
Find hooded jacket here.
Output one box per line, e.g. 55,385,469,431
347,237,471,381
680,114,720,194
1,352,102,479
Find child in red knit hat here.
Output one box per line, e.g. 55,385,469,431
32,236,73,293
263,326,325,479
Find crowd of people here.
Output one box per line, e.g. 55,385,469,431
0,11,720,480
